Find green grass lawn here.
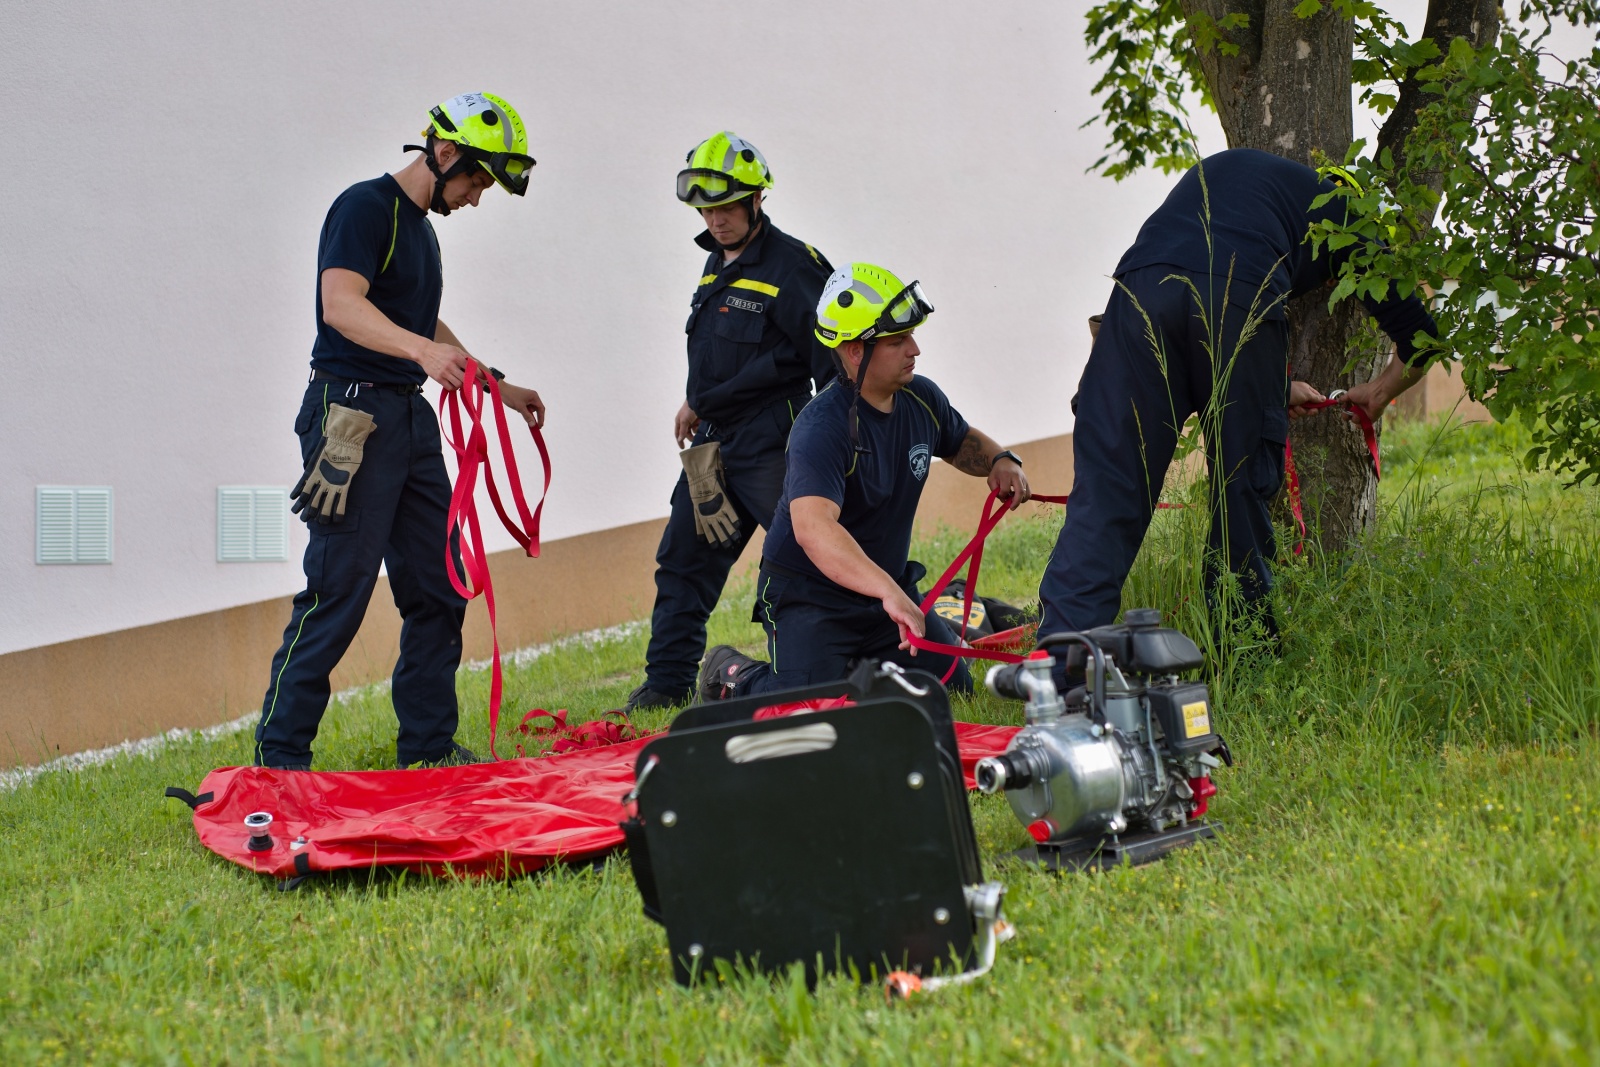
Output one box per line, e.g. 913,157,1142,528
4,417,1598,1065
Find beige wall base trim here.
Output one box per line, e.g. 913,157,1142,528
1,432,1074,769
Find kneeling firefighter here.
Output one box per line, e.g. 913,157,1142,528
698,263,1031,699
254,93,546,771
625,132,837,711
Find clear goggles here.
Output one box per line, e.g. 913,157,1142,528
676,168,759,206
871,281,934,338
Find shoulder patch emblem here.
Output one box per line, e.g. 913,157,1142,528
724,294,764,313
908,443,931,482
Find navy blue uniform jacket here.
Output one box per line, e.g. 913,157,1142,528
685,217,835,425
1116,148,1438,363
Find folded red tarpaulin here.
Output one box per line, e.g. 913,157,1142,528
173,719,1020,881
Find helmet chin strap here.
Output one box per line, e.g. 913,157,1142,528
846,338,878,455
403,141,476,216
714,197,762,253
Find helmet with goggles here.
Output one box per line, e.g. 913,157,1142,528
405,92,536,215
815,263,934,349
676,131,774,208
815,263,935,454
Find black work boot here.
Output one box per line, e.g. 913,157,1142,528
698,645,761,702
625,684,687,713
408,742,482,769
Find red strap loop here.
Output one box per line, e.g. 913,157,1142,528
439,359,552,760
1284,398,1380,555
904,487,1190,680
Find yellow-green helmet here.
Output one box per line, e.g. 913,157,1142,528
815,264,934,348
676,131,774,207
1316,163,1365,197
1316,162,1401,242
423,92,536,196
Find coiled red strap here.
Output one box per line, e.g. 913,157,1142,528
440,360,552,760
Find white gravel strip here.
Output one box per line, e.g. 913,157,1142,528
0,621,647,793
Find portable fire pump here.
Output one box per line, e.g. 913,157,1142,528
974,609,1232,870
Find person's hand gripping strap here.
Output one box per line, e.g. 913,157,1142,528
292,404,377,524
680,441,741,549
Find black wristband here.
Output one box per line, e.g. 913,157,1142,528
991,449,1022,470
488,366,506,382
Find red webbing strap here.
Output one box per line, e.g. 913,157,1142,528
1284,398,1379,555
911,491,1026,681
440,359,553,760
515,708,639,756
906,490,1182,680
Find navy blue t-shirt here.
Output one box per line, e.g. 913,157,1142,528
764,376,970,585
1116,148,1437,362
309,175,442,384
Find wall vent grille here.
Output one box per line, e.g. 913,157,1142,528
36,487,114,564
217,487,290,563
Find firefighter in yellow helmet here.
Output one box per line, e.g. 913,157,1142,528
253,93,545,771
698,263,1030,701
626,132,838,711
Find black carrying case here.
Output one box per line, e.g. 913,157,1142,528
622,664,984,985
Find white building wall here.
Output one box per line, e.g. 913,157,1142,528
0,0,1230,655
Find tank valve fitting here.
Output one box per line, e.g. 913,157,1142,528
244,811,274,852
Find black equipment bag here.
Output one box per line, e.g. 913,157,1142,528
622,664,984,985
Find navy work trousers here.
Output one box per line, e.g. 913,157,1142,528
1039,267,1290,636
255,381,466,768
739,562,975,694
643,397,802,698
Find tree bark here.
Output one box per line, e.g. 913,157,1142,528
1176,0,1499,551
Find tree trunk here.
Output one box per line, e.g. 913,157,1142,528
1181,0,1376,549
1176,0,1497,551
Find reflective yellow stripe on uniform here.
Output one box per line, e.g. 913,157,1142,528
381,198,399,273
729,279,779,297
699,273,717,287
904,386,941,434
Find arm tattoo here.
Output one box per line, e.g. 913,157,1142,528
951,431,991,476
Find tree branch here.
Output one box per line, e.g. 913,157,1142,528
1374,0,1499,189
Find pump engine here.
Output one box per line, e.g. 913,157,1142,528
974,609,1231,869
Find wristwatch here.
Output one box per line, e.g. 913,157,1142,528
488,366,507,382
991,449,1023,470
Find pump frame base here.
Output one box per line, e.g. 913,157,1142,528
1009,820,1220,872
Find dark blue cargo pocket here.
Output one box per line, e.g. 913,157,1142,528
1250,408,1290,498
293,396,323,465
709,306,765,380
304,508,362,595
